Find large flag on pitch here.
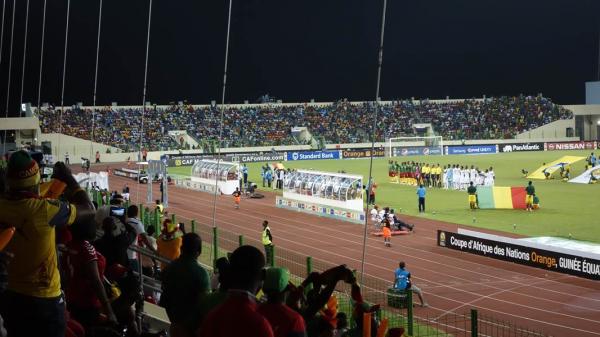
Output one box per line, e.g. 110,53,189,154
476,186,527,209
569,166,600,184
527,156,585,179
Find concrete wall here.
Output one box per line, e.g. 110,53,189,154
515,119,576,140
0,117,40,131
38,133,121,162
0,117,41,145
585,81,600,104
563,104,600,140
563,104,600,116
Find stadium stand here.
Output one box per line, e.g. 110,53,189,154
36,95,573,151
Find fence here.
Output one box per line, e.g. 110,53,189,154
90,189,550,337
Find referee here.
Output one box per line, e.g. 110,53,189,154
261,220,273,265
416,184,426,213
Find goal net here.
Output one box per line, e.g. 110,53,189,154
387,136,443,157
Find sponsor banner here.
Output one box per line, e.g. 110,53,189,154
286,150,341,161
113,169,138,179
445,145,497,155
232,153,285,163
341,148,385,159
438,230,600,280
166,154,219,167
498,142,544,153
174,179,217,194
166,152,285,166
275,196,365,224
392,146,442,157
545,141,597,151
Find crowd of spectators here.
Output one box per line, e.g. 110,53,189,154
0,151,408,337
37,95,572,151
0,151,168,337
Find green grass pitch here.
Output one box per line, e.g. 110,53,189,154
168,150,600,243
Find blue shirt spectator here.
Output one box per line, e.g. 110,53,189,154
394,267,410,290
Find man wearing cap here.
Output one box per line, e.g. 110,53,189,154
0,151,95,337
262,220,274,266
258,267,307,337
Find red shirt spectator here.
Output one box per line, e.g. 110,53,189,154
65,239,106,310
258,302,306,337
200,290,274,337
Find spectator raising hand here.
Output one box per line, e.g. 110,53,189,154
0,152,94,337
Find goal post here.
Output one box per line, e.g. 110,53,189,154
387,136,444,157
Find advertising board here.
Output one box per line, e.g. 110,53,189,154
392,146,442,157
276,196,365,224
445,145,497,155
498,142,544,153
113,169,138,179
438,230,600,280
286,150,341,161
233,153,285,163
165,152,285,166
341,148,385,159
545,141,597,151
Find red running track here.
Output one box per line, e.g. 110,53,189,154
101,169,600,337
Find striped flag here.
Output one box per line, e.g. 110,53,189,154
477,186,527,209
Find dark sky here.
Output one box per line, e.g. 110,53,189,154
0,0,599,117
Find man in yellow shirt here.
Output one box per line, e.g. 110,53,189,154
0,151,95,337
262,220,273,266
157,219,183,271
432,164,441,188
422,164,431,187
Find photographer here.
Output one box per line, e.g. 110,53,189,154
95,194,128,239
94,216,138,269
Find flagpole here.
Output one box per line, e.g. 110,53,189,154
360,0,388,285
211,0,233,228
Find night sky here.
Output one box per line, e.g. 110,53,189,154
0,0,599,117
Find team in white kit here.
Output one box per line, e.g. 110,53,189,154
442,165,495,190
